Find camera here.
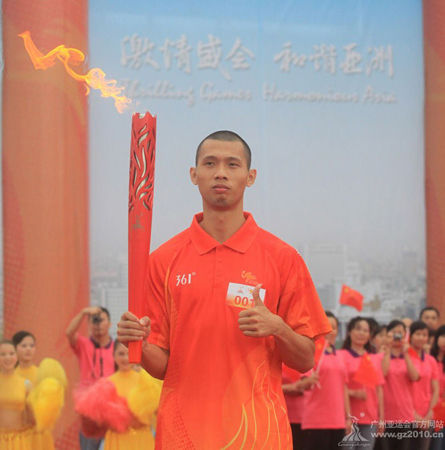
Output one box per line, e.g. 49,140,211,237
91,314,103,324
393,332,403,341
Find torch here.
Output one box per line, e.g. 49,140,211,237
128,112,157,363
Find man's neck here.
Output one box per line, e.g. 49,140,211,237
92,334,111,347
199,206,246,243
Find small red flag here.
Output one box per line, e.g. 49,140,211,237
314,336,327,366
408,347,420,360
352,354,379,387
339,285,364,311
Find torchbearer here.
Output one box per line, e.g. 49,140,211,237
128,112,156,363
118,130,331,448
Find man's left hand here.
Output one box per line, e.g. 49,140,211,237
238,285,283,337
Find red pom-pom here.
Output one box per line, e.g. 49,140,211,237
74,378,132,432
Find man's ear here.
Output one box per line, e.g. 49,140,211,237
246,169,257,187
190,167,198,185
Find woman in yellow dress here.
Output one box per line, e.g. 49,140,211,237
75,341,162,450
0,339,34,450
12,331,38,385
10,331,67,450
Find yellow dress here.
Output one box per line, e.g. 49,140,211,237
15,365,38,386
0,372,33,450
104,370,161,450
14,364,54,450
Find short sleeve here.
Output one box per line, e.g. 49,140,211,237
71,334,85,356
282,363,302,383
431,356,440,380
277,249,332,339
336,351,349,383
145,254,171,351
372,355,385,386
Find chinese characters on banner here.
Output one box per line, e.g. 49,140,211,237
119,34,396,106
121,34,255,80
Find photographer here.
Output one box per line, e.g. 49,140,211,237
66,306,115,450
380,319,419,450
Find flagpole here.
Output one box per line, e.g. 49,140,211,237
315,339,329,375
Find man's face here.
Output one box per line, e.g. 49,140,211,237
421,310,439,331
89,311,111,339
190,139,256,211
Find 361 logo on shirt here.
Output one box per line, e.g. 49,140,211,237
175,272,196,286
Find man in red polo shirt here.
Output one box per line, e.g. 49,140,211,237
118,131,331,449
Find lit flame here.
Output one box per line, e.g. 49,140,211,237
19,30,131,113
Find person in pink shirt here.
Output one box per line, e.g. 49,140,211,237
409,320,439,450
301,311,351,450
66,306,115,450
282,364,312,450
431,325,445,402
339,317,385,450
371,324,387,354
381,319,419,450
430,325,445,450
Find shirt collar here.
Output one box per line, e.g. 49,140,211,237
190,212,258,255
89,337,113,349
347,348,361,358
325,345,336,355
347,348,368,358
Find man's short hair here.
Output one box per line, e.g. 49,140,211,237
195,130,252,169
89,306,111,321
419,306,440,318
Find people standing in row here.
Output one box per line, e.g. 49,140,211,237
420,307,440,334
420,307,441,354
0,340,34,449
282,364,308,450
430,325,445,450
409,321,439,450
12,330,64,449
74,341,162,450
12,331,38,385
380,320,419,450
300,311,351,450
340,317,385,450
371,324,387,354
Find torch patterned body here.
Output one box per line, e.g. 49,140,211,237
128,112,156,362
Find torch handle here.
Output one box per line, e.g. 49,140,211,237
128,340,142,363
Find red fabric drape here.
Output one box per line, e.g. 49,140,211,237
424,0,445,318
2,1,89,447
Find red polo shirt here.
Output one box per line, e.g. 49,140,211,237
146,212,331,449
412,352,439,417
71,334,115,386
383,355,416,422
